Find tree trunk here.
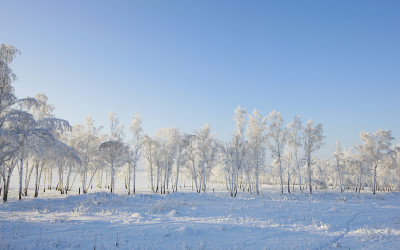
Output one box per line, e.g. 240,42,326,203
297,161,302,193
24,162,33,196
111,164,115,194
34,162,39,197
287,164,291,194
133,162,136,194
279,161,283,194
127,162,131,195
3,171,12,203
48,168,53,190
19,158,23,200
307,158,312,194
373,165,377,195
175,161,180,193
255,169,259,195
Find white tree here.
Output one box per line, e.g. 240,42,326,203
229,105,247,197
184,134,199,192
99,112,126,193
360,129,394,194
267,110,287,194
348,145,368,193
143,135,156,193
195,123,218,193
172,132,188,193
127,113,143,195
334,141,345,193
246,109,266,195
287,116,303,192
0,45,68,201
303,119,324,194
152,127,180,194
69,116,103,193
99,140,127,193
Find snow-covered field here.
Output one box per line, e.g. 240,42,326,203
1,185,400,250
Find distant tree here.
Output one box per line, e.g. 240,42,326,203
229,105,247,197
195,123,218,193
267,110,287,194
334,141,345,193
246,109,266,195
350,145,368,193
287,116,303,192
127,113,143,195
99,140,127,193
360,129,394,194
172,132,189,193
303,119,324,194
99,112,127,193
152,127,180,194
69,116,103,193
143,135,156,193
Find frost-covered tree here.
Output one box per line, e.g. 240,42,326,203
246,109,266,195
183,124,219,193
303,119,324,194
267,110,287,194
347,145,369,193
194,123,218,193
0,44,21,202
172,132,189,193
99,140,127,193
360,129,394,194
127,113,143,195
184,134,199,192
69,116,103,193
287,116,303,192
33,96,72,194
152,127,180,194
99,112,127,193
143,135,156,192
334,141,345,193
229,105,247,197
0,45,65,202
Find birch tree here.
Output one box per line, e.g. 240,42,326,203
99,140,127,193
99,112,126,193
229,105,247,197
360,129,394,194
143,135,156,192
246,109,266,195
287,116,303,192
69,116,103,193
303,119,324,194
127,113,143,195
153,127,180,194
334,141,345,193
195,123,218,193
267,110,287,194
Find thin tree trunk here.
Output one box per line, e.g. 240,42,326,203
307,158,312,194
34,162,39,197
133,162,136,194
19,158,23,200
287,163,291,194
127,162,131,195
279,161,284,195
175,161,180,193
373,165,377,194
111,164,115,194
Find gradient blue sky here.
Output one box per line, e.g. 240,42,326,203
1,1,399,157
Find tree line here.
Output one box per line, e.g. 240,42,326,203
1,44,399,202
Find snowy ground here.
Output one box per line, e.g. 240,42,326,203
1,185,400,249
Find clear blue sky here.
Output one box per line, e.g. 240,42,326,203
1,1,399,157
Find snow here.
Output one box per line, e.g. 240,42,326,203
1,186,400,249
